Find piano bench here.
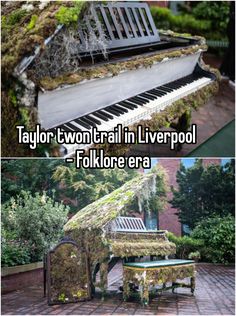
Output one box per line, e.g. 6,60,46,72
123,259,196,306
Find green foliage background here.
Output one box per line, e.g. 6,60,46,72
171,159,235,229
191,215,235,264
2,191,69,266
151,1,230,40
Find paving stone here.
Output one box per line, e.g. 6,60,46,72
1,263,235,315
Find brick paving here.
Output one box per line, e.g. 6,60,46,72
1,263,235,315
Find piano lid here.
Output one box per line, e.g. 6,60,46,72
78,2,160,55
64,170,159,232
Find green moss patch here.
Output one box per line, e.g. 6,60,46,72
39,42,208,91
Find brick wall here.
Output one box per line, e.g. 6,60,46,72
158,159,182,236
2,268,43,294
146,1,169,8
157,159,221,236
202,159,221,167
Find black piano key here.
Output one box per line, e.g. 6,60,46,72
66,122,82,131
140,92,156,101
93,111,110,121
147,90,161,97
58,124,73,132
80,117,97,128
161,85,174,92
105,107,121,116
122,100,139,109
114,104,129,113
165,82,182,89
110,105,126,114
184,76,196,83
98,110,113,120
119,101,136,110
176,76,193,85
86,115,102,125
193,73,202,80
173,79,189,86
128,97,144,106
150,89,165,97
74,118,91,130
134,96,149,104
155,88,167,95
157,86,173,93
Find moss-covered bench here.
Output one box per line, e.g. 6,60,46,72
123,259,196,305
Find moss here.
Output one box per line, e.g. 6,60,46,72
3,8,28,27
8,89,17,107
123,263,196,304
49,242,89,304
27,15,38,31
110,240,176,257
39,42,208,90
64,169,165,231
55,1,86,26
62,168,176,293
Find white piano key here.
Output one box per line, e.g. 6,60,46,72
58,75,212,157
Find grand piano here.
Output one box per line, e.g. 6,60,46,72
61,168,176,299
16,1,219,157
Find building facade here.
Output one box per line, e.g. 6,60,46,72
144,159,221,236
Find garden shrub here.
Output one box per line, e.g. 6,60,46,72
192,1,229,32
167,232,204,259
150,7,211,37
2,191,69,265
151,2,229,41
1,240,31,267
191,215,235,264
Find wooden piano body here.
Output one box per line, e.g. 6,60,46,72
63,168,176,295
14,1,219,157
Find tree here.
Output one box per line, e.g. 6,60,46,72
1,159,61,203
52,166,137,212
191,215,235,264
2,191,69,263
2,160,138,213
171,159,235,229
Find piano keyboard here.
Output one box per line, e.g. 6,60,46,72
49,73,212,156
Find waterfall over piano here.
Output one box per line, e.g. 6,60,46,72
30,1,217,157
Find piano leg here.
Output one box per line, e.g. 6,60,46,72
123,279,131,302
190,276,196,294
100,261,108,299
140,283,149,306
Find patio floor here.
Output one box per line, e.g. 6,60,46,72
2,263,235,315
